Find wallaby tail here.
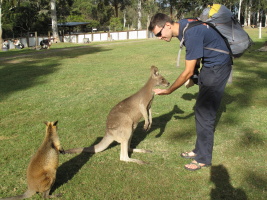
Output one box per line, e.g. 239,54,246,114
0,190,35,200
65,135,114,154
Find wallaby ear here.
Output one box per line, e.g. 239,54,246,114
53,121,58,126
151,65,159,76
44,121,49,126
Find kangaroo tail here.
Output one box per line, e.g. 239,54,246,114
64,146,94,154
0,190,35,200
65,135,114,154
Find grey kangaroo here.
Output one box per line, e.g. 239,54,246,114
1,121,65,200
65,66,169,164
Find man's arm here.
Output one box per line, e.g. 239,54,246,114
154,59,197,95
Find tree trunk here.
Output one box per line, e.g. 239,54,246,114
247,0,251,26
238,0,243,22
0,0,3,48
265,14,267,27
114,3,119,17
51,0,60,42
170,5,173,19
137,0,142,30
123,11,126,28
257,10,260,24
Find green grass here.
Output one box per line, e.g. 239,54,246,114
0,27,266,200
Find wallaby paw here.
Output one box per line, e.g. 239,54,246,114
59,149,65,154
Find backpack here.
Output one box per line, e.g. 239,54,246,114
199,3,253,58
177,4,253,67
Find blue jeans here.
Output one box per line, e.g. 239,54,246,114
193,63,232,165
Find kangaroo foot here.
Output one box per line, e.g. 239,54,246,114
121,157,149,165
129,148,152,153
49,193,63,198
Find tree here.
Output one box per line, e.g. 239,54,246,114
238,0,243,21
104,0,130,18
0,0,3,48
137,0,141,29
51,0,60,42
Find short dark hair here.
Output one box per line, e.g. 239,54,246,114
148,13,174,31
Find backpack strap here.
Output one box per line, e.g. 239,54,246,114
204,47,230,55
176,20,233,67
204,21,233,56
177,20,203,67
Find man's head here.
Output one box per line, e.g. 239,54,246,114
148,13,176,42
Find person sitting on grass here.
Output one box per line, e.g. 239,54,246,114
2,39,9,51
13,39,24,49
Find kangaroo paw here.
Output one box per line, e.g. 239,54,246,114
143,125,151,132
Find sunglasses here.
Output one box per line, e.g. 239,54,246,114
155,25,165,37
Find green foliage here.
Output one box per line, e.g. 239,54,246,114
85,20,100,30
109,17,123,31
1,0,266,39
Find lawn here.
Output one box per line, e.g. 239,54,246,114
0,27,266,200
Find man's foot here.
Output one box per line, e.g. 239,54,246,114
184,160,210,171
180,151,196,159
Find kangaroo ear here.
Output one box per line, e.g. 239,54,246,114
44,121,49,126
53,121,58,126
151,65,159,76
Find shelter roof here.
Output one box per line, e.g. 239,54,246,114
57,22,90,27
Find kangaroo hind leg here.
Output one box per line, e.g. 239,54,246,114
92,134,114,153
128,124,152,154
64,134,114,154
120,132,148,164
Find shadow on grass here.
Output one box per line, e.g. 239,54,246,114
239,128,266,147
245,171,267,192
54,106,183,167
178,90,235,124
130,105,183,149
0,46,110,101
72,105,183,158
210,165,247,200
50,138,102,194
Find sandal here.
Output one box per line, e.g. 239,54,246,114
180,152,196,159
184,161,210,171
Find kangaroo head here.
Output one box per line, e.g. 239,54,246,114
150,65,170,87
44,121,58,131
43,121,64,153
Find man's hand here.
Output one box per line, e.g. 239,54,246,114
153,88,170,95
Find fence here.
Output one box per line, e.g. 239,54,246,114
4,30,155,50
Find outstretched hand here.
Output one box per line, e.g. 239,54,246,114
153,88,170,95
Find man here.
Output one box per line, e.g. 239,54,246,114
148,13,232,171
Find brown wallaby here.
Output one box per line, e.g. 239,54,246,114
65,66,169,164
1,121,65,200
